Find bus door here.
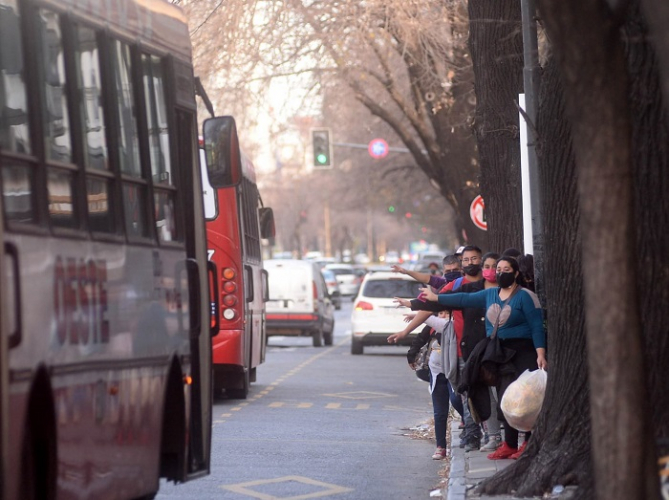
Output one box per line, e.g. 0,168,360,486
0,189,7,500
173,68,213,477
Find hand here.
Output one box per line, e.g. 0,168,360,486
537,354,548,370
408,362,417,370
391,265,407,275
419,286,437,302
403,313,416,323
393,297,411,308
387,331,408,344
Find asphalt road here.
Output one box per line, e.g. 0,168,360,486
157,300,442,500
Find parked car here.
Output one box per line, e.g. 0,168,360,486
324,263,362,297
321,269,342,310
350,271,424,355
264,259,336,346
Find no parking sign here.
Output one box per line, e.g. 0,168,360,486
470,195,487,231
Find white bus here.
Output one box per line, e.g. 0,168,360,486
0,0,216,498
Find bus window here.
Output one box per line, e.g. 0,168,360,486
47,168,77,228
154,189,176,242
87,177,112,233
0,0,31,154
38,9,73,164
1,164,34,223
123,183,148,237
142,54,172,186
112,40,141,177
74,25,108,171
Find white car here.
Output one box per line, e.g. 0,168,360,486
324,264,362,297
350,271,425,355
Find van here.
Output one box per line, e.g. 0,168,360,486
264,259,336,347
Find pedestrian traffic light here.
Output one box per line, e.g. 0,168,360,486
388,205,395,213
311,129,332,168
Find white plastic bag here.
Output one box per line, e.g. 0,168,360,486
501,369,547,432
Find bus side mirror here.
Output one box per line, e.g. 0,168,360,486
259,207,276,239
203,116,242,188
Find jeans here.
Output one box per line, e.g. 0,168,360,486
447,378,464,418
458,358,482,443
431,373,450,449
484,387,501,438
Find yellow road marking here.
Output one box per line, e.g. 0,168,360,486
221,413,232,417
326,403,341,409
222,475,353,499
355,404,370,410
322,391,395,400
298,403,313,408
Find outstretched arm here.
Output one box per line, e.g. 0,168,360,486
391,265,431,284
387,310,432,344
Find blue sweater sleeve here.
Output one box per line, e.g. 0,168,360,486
520,291,546,349
436,289,488,309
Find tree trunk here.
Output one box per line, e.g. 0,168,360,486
468,0,524,253
477,56,594,499
534,1,659,499
625,1,669,445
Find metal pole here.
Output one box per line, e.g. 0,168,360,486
521,0,544,302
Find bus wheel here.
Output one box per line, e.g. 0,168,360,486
312,329,323,347
227,370,249,399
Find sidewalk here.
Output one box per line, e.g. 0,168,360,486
442,421,577,500
444,420,520,500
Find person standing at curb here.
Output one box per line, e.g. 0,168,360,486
390,246,485,452
418,256,547,460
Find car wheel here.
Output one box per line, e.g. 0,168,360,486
312,329,323,347
226,370,250,399
324,323,334,346
351,338,363,355
335,299,341,311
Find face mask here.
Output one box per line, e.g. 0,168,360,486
482,269,497,282
496,271,516,288
462,264,481,277
443,270,462,283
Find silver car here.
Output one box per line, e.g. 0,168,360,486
324,264,361,297
321,269,342,310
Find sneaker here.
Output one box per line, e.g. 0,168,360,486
432,447,447,460
480,436,501,452
487,442,518,460
465,439,480,452
509,441,527,460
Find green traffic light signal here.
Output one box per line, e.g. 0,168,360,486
312,129,332,168
388,205,395,213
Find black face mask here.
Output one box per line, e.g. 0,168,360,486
496,271,516,288
443,270,462,283
462,264,481,277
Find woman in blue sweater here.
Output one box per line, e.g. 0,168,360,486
419,256,547,460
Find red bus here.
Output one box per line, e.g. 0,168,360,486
0,0,217,498
201,117,275,399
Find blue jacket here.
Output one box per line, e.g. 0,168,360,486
436,287,545,349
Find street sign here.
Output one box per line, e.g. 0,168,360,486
470,195,487,231
368,138,389,159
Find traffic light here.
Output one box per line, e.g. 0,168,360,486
311,129,332,168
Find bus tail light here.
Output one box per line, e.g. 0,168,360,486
221,267,239,321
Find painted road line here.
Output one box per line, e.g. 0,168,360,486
222,475,353,499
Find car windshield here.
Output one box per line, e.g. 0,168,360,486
362,279,423,298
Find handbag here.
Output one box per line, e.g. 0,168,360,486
414,339,432,382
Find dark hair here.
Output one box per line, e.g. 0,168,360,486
461,245,482,255
501,247,522,259
496,256,524,285
442,254,461,267
481,252,500,264
518,254,535,291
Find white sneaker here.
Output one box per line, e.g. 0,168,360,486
432,447,446,460
480,437,501,452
